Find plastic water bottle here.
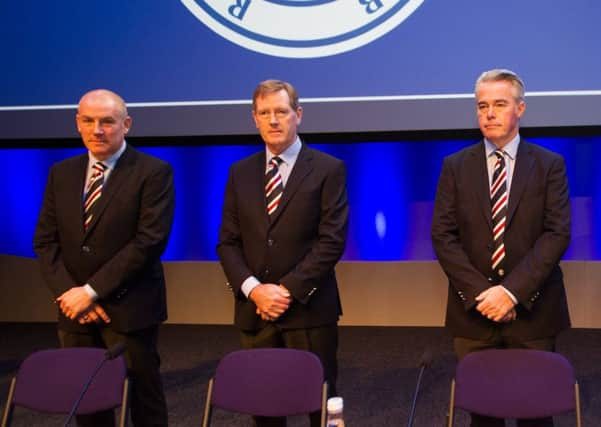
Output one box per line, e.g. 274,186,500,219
326,396,345,427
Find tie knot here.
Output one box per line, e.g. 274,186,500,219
270,156,282,167
93,162,107,173
267,156,283,173
494,150,505,160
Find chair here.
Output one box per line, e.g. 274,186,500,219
201,348,328,427
1,347,130,427
447,349,581,426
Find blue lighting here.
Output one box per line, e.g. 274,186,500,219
1,137,600,261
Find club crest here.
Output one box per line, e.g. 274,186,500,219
181,0,424,58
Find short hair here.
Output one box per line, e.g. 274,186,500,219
78,89,129,118
475,69,525,101
252,80,300,111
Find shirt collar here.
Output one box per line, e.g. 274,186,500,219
266,137,302,165
88,140,127,170
484,134,520,160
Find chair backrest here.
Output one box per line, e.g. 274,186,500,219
209,348,326,417
1,347,129,426
453,349,578,419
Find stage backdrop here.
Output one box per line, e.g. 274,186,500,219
2,135,600,261
1,0,600,139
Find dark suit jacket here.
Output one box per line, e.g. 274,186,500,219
431,140,571,340
33,145,175,333
217,143,348,331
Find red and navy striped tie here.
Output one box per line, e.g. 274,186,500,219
265,156,283,216
83,162,107,230
490,150,508,275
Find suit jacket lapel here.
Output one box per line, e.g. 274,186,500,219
468,142,493,230
253,152,271,229
70,155,88,237
269,144,313,226
507,140,534,224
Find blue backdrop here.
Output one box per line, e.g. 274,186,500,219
3,136,599,261
2,1,599,105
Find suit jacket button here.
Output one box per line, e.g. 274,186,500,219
264,269,270,275
267,239,274,247
81,245,90,253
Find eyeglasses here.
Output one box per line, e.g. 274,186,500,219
255,108,292,121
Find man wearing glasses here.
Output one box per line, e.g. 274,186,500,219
217,80,349,427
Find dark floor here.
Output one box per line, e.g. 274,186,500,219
1,323,599,426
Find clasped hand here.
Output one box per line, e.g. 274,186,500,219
475,285,516,323
250,284,291,321
56,286,111,324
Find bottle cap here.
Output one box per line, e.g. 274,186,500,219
327,396,344,412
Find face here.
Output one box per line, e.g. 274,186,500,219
476,80,525,148
76,91,131,160
253,89,302,155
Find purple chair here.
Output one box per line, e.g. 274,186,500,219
447,349,581,426
201,348,328,427
1,347,130,427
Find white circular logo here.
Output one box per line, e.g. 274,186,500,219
181,0,424,58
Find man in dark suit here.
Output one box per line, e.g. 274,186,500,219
217,80,349,427
431,69,571,426
33,89,175,427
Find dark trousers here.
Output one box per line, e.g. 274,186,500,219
58,325,168,427
240,322,338,427
454,331,556,427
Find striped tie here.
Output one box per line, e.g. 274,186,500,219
490,150,508,276
265,156,283,216
83,162,107,230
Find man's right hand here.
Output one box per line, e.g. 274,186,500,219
77,303,111,324
249,284,291,321
498,307,516,323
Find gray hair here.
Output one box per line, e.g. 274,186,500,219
475,69,525,101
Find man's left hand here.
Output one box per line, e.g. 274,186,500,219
57,287,94,320
475,285,515,322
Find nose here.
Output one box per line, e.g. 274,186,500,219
486,106,496,119
93,121,104,134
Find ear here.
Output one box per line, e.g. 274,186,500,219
295,106,303,126
123,115,132,133
517,100,526,118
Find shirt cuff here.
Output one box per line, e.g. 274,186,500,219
241,276,261,299
83,284,98,301
501,286,518,304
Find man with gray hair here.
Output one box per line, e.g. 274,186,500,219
431,69,571,426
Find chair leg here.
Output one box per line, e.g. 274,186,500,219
320,382,328,427
574,382,581,427
201,378,214,427
118,377,131,427
446,379,455,427
1,377,16,427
